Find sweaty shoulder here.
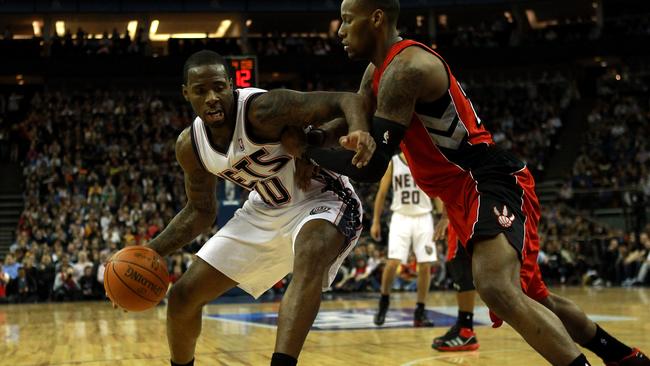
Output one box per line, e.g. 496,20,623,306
386,46,449,102
175,127,203,173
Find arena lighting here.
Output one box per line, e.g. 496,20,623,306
32,21,42,37
246,19,253,27
170,33,209,39
150,19,232,41
55,20,65,37
127,20,138,41
150,19,159,34
214,19,232,37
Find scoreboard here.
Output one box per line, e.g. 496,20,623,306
227,56,258,88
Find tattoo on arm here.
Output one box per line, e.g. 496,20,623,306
250,90,348,127
147,131,217,257
376,59,423,126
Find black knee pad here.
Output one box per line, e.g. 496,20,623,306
447,245,475,292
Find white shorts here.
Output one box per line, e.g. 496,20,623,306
388,211,437,263
197,184,362,298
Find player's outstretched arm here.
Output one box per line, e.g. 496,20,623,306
248,89,370,137
370,161,393,241
299,52,433,182
146,129,217,257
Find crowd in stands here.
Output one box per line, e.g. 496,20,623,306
48,27,150,57
1,10,649,60
566,62,650,210
0,89,193,303
538,205,650,287
463,70,578,179
435,18,517,48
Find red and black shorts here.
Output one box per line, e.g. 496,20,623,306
445,166,549,303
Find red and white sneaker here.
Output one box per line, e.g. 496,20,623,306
606,348,650,366
432,326,479,352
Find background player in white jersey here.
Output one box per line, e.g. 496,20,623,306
142,50,374,366
370,152,443,327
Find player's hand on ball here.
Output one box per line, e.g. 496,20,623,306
339,130,376,168
294,158,318,191
280,126,307,157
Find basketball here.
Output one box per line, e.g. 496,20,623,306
104,246,170,312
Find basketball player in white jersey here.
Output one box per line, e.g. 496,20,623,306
370,152,444,327
142,50,375,366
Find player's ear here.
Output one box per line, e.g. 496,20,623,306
371,9,384,27
181,85,189,101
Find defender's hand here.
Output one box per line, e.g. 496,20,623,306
339,131,376,168
280,126,307,158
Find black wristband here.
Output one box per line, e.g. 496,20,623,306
371,116,407,152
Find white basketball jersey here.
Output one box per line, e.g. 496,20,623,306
390,154,432,216
190,87,347,208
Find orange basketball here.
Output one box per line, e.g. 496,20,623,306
104,246,170,312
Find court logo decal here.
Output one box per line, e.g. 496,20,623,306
206,306,635,331
207,308,462,331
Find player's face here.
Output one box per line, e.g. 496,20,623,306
339,0,375,60
183,64,234,127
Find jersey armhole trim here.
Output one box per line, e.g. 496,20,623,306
190,122,208,172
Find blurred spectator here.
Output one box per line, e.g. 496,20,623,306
7,267,38,303
53,264,80,301
3,253,21,280
0,264,9,303
79,266,98,300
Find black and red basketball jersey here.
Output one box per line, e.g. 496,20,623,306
371,39,525,204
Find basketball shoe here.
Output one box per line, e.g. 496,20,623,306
413,306,434,327
432,324,479,352
374,296,389,326
606,348,650,366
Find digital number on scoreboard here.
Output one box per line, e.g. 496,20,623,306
227,56,258,88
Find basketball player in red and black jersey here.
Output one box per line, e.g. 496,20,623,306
282,1,650,365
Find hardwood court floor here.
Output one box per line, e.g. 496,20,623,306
1,287,649,366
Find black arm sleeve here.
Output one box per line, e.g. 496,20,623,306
304,116,407,182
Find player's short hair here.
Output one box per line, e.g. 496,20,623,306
183,50,229,84
362,0,400,26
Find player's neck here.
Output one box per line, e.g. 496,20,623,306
205,120,235,154
370,32,402,67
